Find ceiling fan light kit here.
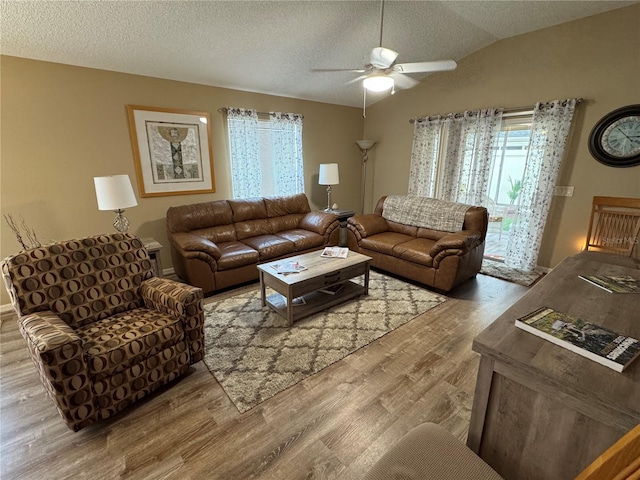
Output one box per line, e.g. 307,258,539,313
363,74,394,92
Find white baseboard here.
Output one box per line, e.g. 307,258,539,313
1,303,14,315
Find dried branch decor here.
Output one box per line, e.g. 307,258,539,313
4,214,41,251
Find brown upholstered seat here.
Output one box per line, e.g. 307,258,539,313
1,233,204,431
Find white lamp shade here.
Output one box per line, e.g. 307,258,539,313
356,140,376,150
318,163,340,185
94,175,138,211
363,75,394,92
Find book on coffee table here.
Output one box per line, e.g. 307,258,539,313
578,274,640,293
515,306,640,372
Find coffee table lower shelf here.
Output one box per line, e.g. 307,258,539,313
265,280,365,324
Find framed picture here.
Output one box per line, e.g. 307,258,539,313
127,105,215,197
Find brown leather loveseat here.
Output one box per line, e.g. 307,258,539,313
166,193,340,294
347,195,488,292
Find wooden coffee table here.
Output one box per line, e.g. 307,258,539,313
257,250,372,326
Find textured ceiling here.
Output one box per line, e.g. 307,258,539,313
1,1,637,107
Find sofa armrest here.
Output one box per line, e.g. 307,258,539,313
299,211,340,236
18,311,94,431
429,231,482,257
348,214,389,239
140,277,205,363
170,232,222,260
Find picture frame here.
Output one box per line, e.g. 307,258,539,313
127,105,215,197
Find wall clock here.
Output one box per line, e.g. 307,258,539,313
588,104,640,167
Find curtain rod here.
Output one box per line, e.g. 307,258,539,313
409,98,586,124
218,107,270,116
217,107,304,119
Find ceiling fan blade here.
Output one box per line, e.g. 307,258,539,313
347,75,368,86
389,72,420,90
311,68,367,73
395,60,457,74
370,47,398,69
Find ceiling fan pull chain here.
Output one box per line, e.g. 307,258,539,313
363,88,367,118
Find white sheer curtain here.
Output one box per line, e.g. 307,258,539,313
439,109,503,205
227,108,261,199
269,112,305,196
408,109,502,205
408,116,443,197
504,99,576,270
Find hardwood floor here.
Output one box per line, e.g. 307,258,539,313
0,273,527,480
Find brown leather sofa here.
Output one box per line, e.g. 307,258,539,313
347,195,488,292
166,193,340,294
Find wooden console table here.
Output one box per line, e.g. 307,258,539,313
468,256,640,480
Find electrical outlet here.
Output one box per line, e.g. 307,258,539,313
554,186,574,197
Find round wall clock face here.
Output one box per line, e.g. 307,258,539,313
588,104,640,167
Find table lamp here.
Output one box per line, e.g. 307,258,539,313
94,175,138,233
318,163,340,212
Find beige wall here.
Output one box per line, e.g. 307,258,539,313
363,5,640,269
0,56,363,304
2,6,639,308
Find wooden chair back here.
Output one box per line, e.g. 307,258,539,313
575,423,640,480
585,196,640,257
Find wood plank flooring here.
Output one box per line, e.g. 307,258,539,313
0,273,527,479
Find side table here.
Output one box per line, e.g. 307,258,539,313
141,237,163,278
325,209,355,246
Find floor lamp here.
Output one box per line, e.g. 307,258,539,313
356,140,376,214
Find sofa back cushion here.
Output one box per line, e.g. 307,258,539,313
265,194,311,233
166,200,234,234
1,233,152,328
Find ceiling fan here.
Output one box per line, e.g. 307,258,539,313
313,0,457,114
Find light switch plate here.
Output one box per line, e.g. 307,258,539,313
553,186,574,196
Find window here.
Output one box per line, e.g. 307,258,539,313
226,108,304,199
487,114,533,207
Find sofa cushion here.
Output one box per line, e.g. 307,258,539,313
77,307,185,381
191,225,237,244
216,241,260,270
269,214,305,233
166,199,233,233
242,235,296,260
276,229,326,250
229,198,268,222
360,232,415,256
265,193,310,217
235,219,273,240
393,238,435,267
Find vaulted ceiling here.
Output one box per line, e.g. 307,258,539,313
2,1,637,107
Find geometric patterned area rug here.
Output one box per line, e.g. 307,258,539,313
480,258,543,287
203,271,446,413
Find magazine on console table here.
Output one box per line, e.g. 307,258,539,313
515,306,640,372
578,274,640,293
270,260,307,274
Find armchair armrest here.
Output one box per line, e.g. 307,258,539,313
18,311,94,431
429,230,482,257
348,214,389,239
140,277,205,363
298,211,340,236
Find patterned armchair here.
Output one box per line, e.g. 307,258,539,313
1,233,204,431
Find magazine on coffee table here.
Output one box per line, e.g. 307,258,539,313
515,306,640,372
270,260,307,274
578,274,640,293
321,247,348,258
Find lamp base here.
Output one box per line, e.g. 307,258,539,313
113,209,130,233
